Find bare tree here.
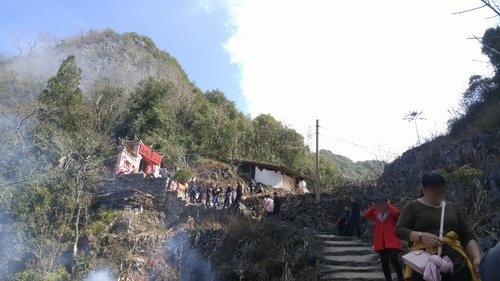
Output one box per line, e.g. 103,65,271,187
404,110,426,145
480,0,500,16
453,0,500,16
453,1,500,55
12,32,53,56
371,144,398,177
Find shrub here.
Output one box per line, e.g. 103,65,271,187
14,267,71,281
173,168,192,184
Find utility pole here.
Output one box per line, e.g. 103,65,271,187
315,119,320,203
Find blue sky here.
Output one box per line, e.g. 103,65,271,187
0,0,246,110
1,0,497,161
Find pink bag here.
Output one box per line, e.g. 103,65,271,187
402,249,431,274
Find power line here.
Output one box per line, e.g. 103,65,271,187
318,133,395,159
319,133,371,150
319,125,372,148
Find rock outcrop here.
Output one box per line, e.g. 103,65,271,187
377,130,500,250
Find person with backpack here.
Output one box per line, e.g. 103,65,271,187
364,197,405,281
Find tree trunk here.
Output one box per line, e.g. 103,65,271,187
414,120,420,144
73,205,81,257
72,179,83,276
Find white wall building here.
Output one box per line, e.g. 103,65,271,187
254,167,294,188
238,160,310,192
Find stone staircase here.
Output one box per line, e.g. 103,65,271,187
317,234,390,281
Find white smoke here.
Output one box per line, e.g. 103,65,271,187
1,29,192,101
164,229,219,281
84,269,115,281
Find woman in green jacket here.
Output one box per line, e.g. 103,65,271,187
396,172,481,281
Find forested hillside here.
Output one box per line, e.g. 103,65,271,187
320,149,384,180
0,30,345,280
0,29,345,184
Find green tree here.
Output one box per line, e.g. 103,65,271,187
447,27,500,135
173,89,252,162
31,56,113,277
204,90,245,161
300,153,343,191
482,26,500,72
38,55,89,133
121,77,182,159
319,156,344,191
251,114,282,163
11,184,75,277
173,168,192,184
278,126,309,171
89,80,127,136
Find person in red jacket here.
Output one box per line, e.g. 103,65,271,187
363,198,404,281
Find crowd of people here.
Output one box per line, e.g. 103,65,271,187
183,178,283,217
184,180,245,210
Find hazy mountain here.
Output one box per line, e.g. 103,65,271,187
319,149,385,180
0,29,194,102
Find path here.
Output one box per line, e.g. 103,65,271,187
317,233,392,281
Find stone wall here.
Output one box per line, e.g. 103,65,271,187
99,174,171,208
102,174,168,191
378,132,500,201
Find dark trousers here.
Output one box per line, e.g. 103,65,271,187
232,197,240,210
378,249,404,281
348,216,360,236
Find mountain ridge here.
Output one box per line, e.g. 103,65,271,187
320,149,385,180
1,29,194,100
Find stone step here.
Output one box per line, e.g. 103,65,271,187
320,265,381,274
317,233,386,280
322,254,380,267
321,240,373,248
316,234,356,241
320,271,387,281
322,246,375,256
